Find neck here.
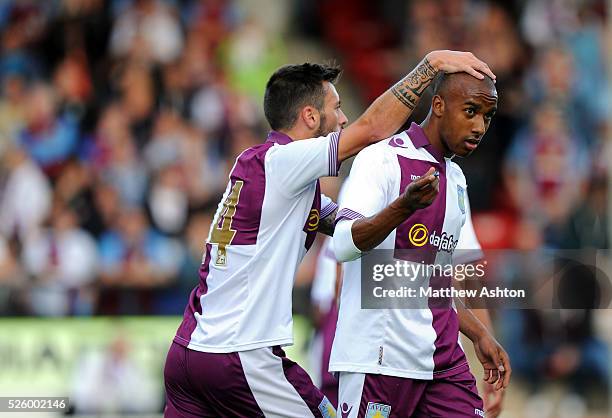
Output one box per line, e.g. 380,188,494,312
279,126,312,141
420,114,452,158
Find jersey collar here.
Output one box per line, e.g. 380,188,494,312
407,122,445,162
266,131,293,145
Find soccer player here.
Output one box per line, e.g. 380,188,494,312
331,71,511,417
164,52,495,418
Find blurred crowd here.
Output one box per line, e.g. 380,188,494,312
0,0,287,316
0,0,608,414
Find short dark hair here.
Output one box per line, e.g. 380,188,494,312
264,63,341,131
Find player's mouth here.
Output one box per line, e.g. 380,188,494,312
464,138,480,151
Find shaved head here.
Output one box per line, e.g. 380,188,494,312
432,72,496,100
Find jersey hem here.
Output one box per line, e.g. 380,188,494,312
173,335,294,353
329,363,434,380
432,361,470,379
329,360,470,380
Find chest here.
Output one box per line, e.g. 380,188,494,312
392,156,466,262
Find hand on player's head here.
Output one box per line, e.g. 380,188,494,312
400,167,440,212
427,50,495,81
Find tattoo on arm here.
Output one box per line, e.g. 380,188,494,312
391,58,437,110
317,207,338,237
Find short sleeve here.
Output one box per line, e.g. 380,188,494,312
454,190,484,265
336,146,392,223
332,146,393,262
265,131,341,197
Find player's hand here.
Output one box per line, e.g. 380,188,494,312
426,50,496,81
473,334,511,391
482,382,505,418
399,167,439,212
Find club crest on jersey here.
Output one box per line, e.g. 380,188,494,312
457,185,466,214
318,397,337,418
365,402,391,418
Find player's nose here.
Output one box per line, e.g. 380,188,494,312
472,116,485,136
339,109,348,128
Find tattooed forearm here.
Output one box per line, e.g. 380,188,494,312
391,58,437,110
318,207,338,237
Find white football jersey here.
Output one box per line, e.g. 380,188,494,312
330,123,482,380
174,130,340,353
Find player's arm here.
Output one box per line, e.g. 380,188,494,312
452,189,506,417
457,305,511,391
334,167,439,261
338,50,495,162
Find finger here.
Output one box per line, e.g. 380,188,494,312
462,65,485,80
479,64,496,81
421,188,439,204
500,351,512,388
486,368,500,385
469,57,496,80
431,177,440,191
409,168,436,188
495,371,504,391
421,167,435,177
483,368,493,383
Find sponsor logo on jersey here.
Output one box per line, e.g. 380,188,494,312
457,185,466,214
306,208,320,232
408,223,429,247
408,224,458,253
474,408,485,417
365,402,391,418
429,230,459,253
318,397,337,418
340,402,353,418
410,174,420,181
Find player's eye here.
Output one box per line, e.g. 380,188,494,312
464,108,475,116
484,111,495,121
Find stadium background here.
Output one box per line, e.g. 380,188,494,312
0,0,609,416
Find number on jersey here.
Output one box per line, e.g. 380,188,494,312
210,180,244,266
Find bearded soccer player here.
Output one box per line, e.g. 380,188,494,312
164,52,495,418
331,72,511,417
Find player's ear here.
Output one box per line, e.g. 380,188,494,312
301,105,320,130
432,95,445,117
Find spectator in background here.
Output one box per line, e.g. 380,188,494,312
503,102,590,246
146,165,189,237
22,201,98,316
109,0,183,65
70,332,159,414
97,207,182,314
0,70,27,155
155,211,214,315
17,84,79,178
0,145,51,241
0,233,27,315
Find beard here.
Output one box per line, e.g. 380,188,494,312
314,112,331,137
